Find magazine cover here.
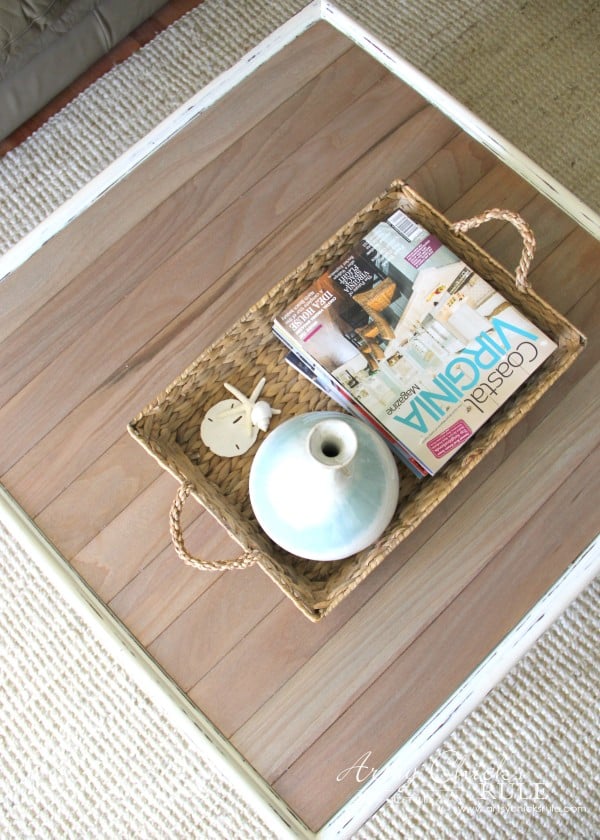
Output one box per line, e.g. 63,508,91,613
283,348,429,477
275,210,557,474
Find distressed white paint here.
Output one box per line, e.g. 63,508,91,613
0,485,313,840
1,0,598,286
2,482,597,839
1,3,598,837
317,533,600,838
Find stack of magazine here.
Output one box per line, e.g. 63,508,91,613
273,208,557,477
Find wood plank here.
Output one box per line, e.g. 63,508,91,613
70,472,180,601
25,46,393,543
187,435,508,736
0,70,428,478
107,514,227,646
231,364,600,780
188,216,598,736
406,132,499,212
475,191,578,282
530,225,600,314
0,45,387,406
35,434,161,558
4,97,453,518
442,161,538,226
102,121,508,679
148,563,284,691
16,100,592,684
47,128,513,651
34,125,492,558
273,438,600,829
0,22,351,341
1,38,598,834
69,462,239,609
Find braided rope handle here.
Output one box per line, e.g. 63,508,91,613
169,482,257,571
450,208,535,292
168,208,534,571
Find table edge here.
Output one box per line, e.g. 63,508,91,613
317,532,600,838
2,482,598,839
0,1,598,285
1,4,599,835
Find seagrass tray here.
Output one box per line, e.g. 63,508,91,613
128,180,585,621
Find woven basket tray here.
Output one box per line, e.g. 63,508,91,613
128,181,585,621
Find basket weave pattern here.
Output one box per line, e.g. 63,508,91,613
129,181,584,621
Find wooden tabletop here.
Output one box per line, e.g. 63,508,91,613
1,21,598,833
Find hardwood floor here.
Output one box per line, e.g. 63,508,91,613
1,18,598,833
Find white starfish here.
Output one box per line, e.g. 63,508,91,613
216,377,281,433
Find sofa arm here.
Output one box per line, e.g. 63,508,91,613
0,0,167,141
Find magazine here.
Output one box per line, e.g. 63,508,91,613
283,347,429,477
274,209,557,474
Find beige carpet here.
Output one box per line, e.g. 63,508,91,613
1,518,598,839
340,0,600,216
0,0,598,255
0,1,598,837
0,520,275,840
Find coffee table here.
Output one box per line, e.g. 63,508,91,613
1,6,598,837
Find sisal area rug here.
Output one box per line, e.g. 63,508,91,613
0,0,598,255
0,1,598,837
1,518,598,839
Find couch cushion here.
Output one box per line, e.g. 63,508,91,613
0,0,167,139
0,1,98,80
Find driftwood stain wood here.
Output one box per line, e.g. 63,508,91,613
0,26,598,832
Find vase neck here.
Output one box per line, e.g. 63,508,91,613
307,418,357,470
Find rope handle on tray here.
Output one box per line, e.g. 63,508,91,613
450,208,535,292
169,482,257,571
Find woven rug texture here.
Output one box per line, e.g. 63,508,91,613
0,523,274,840
1,519,598,839
0,0,598,255
0,0,598,837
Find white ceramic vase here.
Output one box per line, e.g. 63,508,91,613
249,411,400,561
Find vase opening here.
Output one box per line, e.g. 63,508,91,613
307,418,357,469
321,441,341,458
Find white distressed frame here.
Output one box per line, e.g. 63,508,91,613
0,0,598,284
1,2,598,837
2,485,598,839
